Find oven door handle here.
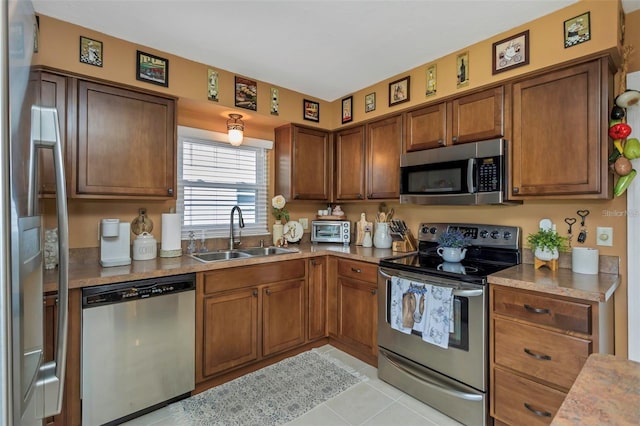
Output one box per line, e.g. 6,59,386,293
378,270,483,298
379,349,483,402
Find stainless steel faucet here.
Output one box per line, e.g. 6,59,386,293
229,205,245,250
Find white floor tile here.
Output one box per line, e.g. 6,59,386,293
397,394,464,426
324,382,394,425
362,401,439,426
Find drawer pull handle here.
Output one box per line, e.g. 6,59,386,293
523,402,552,418
351,267,362,273
524,348,552,361
524,304,550,314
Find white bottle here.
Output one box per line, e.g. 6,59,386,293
363,231,373,248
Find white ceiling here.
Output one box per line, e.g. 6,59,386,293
33,0,640,102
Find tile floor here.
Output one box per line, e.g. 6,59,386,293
122,345,463,426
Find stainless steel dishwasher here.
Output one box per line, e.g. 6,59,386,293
81,273,196,426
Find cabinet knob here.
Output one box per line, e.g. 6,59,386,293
370,289,377,295
358,193,363,199
252,289,258,297
452,136,458,143
167,188,174,196
438,139,445,146
311,259,317,266
294,193,300,199
513,187,519,194
265,289,272,295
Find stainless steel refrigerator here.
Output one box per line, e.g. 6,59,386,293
1,0,69,424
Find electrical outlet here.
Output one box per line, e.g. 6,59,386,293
596,227,613,247
299,218,309,230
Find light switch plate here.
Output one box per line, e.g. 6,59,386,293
299,218,309,230
596,227,613,247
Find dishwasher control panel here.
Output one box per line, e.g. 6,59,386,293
82,273,195,308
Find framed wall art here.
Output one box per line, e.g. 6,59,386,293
235,76,257,111
426,64,437,96
564,12,591,48
365,92,376,113
342,96,353,124
136,50,168,87
492,30,529,74
389,76,410,106
456,51,469,88
270,88,279,115
207,69,219,102
303,99,319,122
80,36,103,67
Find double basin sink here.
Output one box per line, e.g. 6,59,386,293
189,246,297,263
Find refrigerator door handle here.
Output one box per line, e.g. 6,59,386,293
30,106,69,417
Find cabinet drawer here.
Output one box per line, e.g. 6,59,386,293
337,259,378,283
494,318,591,390
493,367,566,426
203,259,306,294
493,287,591,334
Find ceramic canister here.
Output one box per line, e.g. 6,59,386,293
133,232,158,260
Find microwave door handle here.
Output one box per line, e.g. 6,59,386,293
31,106,69,417
467,158,476,193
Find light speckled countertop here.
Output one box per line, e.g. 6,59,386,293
551,354,640,425
44,243,397,292
488,263,619,302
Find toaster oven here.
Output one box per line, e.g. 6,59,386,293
311,220,350,245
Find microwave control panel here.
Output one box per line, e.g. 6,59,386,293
477,156,501,192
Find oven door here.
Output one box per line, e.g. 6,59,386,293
377,267,487,391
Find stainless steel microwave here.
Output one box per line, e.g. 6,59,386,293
400,138,518,205
311,220,351,245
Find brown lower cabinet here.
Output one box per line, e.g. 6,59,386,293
490,284,614,425
196,258,327,389
329,258,378,366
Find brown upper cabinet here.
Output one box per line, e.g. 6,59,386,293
75,80,176,199
274,124,332,202
404,86,505,152
335,114,402,201
510,57,613,199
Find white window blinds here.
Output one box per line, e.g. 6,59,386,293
177,134,268,238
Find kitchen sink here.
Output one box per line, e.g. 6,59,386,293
189,246,297,263
239,247,297,256
190,250,252,262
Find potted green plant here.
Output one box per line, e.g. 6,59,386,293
437,229,472,262
526,229,569,261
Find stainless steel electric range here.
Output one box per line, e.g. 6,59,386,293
377,222,521,426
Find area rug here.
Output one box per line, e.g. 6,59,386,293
169,348,367,425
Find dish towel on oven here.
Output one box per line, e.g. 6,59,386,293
422,284,454,349
390,276,427,334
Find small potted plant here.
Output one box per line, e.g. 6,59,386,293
527,229,569,261
437,229,472,262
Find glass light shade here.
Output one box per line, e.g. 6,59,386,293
227,113,244,146
228,128,243,146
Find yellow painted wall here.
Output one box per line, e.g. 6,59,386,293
36,0,634,356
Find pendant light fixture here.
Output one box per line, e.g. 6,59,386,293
227,113,244,146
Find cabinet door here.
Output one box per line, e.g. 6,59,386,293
292,126,332,201
511,60,610,198
263,280,305,356
38,71,68,195
337,277,378,357
367,114,401,199
404,103,447,151
201,288,258,377
308,257,327,341
76,80,176,198
335,126,366,200
451,86,504,144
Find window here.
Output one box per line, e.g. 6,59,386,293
177,128,269,238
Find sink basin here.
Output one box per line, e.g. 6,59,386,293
189,246,297,263
190,250,252,263
240,247,297,256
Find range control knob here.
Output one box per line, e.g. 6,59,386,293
480,230,489,238
421,226,429,235
503,231,512,240
490,230,500,239
429,227,437,234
